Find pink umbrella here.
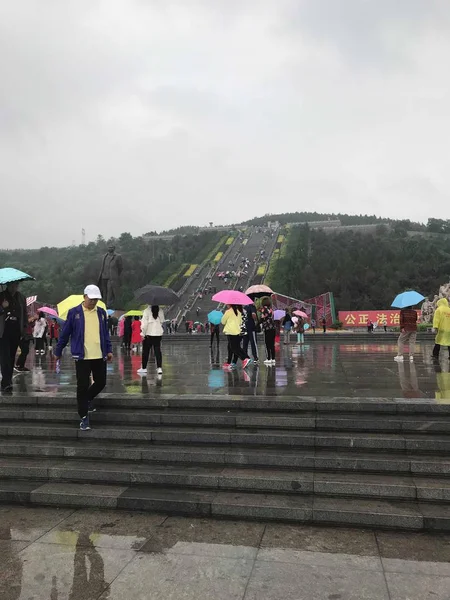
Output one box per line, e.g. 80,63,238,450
274,309,286,320
294,310,308,318
212,290,253,305
38,306,58,318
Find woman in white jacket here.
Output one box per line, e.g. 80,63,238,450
138,305,165,375
33,312,47,356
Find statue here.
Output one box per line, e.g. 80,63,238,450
98,245,123,308
421,286,450,323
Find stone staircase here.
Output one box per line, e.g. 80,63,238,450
1,393,450,530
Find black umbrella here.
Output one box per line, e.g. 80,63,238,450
134,284,179,306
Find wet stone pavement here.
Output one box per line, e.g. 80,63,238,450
2,338,450,597
7,338,450,399
1,505,450,599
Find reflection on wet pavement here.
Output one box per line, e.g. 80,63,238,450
6,339,450,399
1,506,450,599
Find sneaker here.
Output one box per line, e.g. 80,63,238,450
157,367,163,375
222,363,231,369
229,363,237,369
409,356,414,362
15,366,30,372
394,356,404,362
270,359,276,365
79,416,91,431
242,358,251,369
137,368,147,374
253,359,259,364
35,350,39,355
263,359,271,365
88,402,96,413
40,350,45,355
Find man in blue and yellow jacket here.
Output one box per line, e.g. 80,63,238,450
55,285,112,430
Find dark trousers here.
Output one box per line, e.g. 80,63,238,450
75,359,107,418
433,344,450,358
0,331,21,389
264,329,276,360
16,338,30,368
227,335,248,364
243,331,258,360
142,336,162,368
210,329,219,347
226,338,233,364
35,337,45,351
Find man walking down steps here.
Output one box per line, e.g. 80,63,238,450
55,285,113,431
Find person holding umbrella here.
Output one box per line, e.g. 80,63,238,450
54,285,112,431
133,284,178,376
221,305,252,369
0,277,28,392
392,290,424,363
138,306,165,375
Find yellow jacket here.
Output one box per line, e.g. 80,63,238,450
436,372,450,403
433,298,450,346
221,308,242,335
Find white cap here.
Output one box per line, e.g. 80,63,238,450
84,284,102,299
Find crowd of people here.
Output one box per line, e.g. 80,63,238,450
2,278,450,432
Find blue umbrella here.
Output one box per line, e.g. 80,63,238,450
0,267,35,285
391,291,425,309
208,310,223,325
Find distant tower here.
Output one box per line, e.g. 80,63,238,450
81,228,86,245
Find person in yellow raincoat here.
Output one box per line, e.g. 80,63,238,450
432,298,450,359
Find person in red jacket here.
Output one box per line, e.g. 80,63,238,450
131,316,142,352
48,319,60,350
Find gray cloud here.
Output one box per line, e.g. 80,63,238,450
1,0,450,248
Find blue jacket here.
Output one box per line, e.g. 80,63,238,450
55,304,112,360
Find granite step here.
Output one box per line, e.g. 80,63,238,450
2,408,450,434
1,456,450,502
1,422,450,452
1,437,450,475
1,479,449,531
3,394,450,415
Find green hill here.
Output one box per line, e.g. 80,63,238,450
2,214,450,311
0,231,221,309
269,224,450,310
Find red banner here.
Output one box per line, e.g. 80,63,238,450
339,310,421,328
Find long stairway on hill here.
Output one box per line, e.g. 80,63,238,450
1,392,450,530
191,226,276,320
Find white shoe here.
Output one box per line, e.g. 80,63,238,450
137,368,147,374
263,359,271,365
394,356,404,362
157,367,163,375
409,356,414,362
271,359,276,364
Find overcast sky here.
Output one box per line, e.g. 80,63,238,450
1,0,450,249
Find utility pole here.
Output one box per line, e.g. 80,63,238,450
81,228,86,245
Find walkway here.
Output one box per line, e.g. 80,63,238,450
1,504,449,599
